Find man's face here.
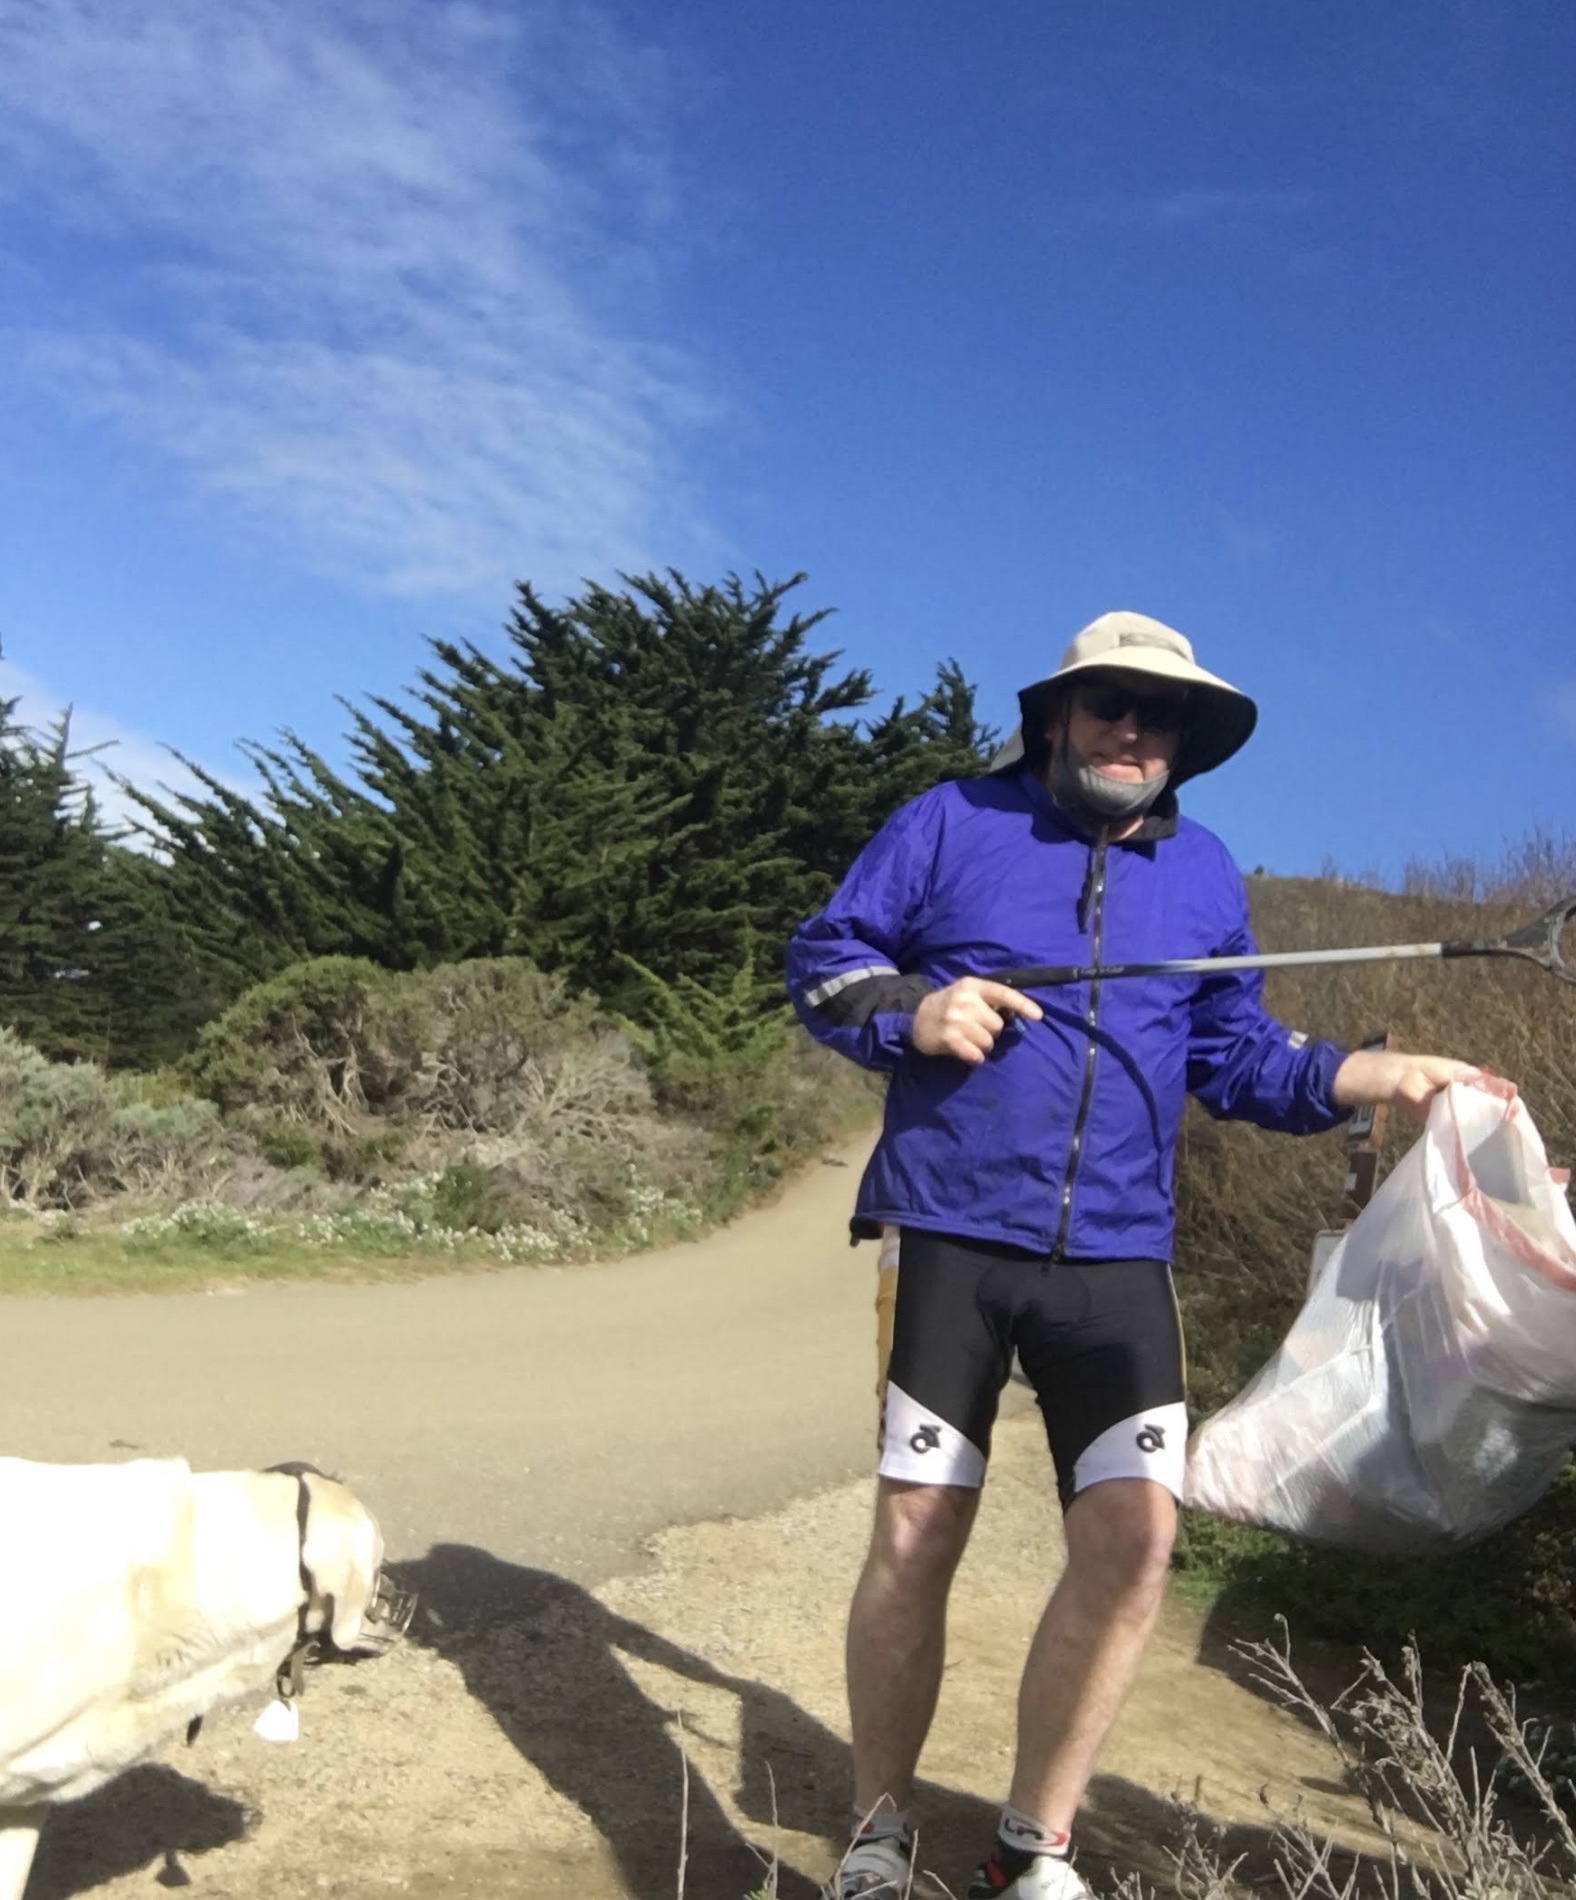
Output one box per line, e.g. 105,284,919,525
1045,671,1187,783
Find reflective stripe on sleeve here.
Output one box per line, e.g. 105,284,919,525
802,963,900,1008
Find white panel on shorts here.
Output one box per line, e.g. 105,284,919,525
879,1379,988,1489
1070,1401,1189,1502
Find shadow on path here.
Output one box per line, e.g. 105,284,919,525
397,1544,1008,1898
25,1765,252,1900
394,1546,1383,1899
1077,1769,1380,1898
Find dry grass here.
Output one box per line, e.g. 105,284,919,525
1099,1628,1576,1899
723,1625,1576,1897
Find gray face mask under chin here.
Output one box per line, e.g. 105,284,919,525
1046,735,1170,828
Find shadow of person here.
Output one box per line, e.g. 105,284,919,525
403,1544,1380,1897
725,1662,1001,1890
1192,1575,1367,1738
729,1672,1364,1898
1076,1769,1373,1897
396,1545,1006,1899
23,1764,251,1900
400,1544,802,1897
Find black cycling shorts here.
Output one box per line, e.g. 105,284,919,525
874,1226,1188,1508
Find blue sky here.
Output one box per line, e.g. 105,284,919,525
1,0,1571,886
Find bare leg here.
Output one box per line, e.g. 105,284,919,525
845,1478,979,1816
1008,1478,1176,1831
0,1807,42,1900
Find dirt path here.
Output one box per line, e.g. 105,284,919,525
0,1141,890,1584
4,1142,1388,1900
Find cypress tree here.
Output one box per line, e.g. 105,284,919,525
124,572,997,1021
0,697,216,1066
0,698,105,1058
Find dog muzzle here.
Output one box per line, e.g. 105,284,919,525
354,1570,417,1655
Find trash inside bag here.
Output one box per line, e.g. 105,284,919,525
1185,1078,1576,1554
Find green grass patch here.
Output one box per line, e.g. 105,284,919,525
0,1214,516,1296
0,1170,715,1297
1171,1466,1576,1693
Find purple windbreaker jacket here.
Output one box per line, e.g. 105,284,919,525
786,765,1350,1259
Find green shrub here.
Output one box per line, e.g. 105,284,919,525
429,1161,513,1234
255,1121,323,1172
1177,1468,1576,1690
618,943,878,1195
415,960,616,1133
182,956,422,1125
0,1027,226,1208
187,954,646,1145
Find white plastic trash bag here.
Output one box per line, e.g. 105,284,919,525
1185,1078,1576,1554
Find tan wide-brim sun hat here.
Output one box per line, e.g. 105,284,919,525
991,610,1258,787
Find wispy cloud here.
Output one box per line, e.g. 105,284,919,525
1062,183,1318,244
0,0,719,603
1149,186,1315,228
1210,505,1275,568
2,659,257,833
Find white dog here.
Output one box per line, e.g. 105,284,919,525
0,1456,412,1900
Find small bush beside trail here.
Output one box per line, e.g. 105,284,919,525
2,949,875,1262
617,943,878,1204
1108,1630,1576,1900
182,956,425,1127
0,1029,228,1209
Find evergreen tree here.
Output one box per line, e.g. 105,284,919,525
0,694,222,1066
0,697,106,1058
125,572,997,1018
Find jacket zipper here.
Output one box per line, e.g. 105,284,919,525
1050,833,1108,1264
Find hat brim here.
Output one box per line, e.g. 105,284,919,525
997,653,1258,786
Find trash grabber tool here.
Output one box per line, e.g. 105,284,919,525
991,894,1576,991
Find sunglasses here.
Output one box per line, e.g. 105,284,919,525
1073,681,1189,734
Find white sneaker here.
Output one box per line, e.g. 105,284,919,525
966,1841,1089,1899
822,1830,914,1898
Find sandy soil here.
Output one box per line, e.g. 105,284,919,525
8,1143,1396,1900
22,1409,1394,1900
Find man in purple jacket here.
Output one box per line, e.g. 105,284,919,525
788,612,1475,1900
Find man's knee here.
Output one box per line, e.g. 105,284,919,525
871,1480,978,1581
1063,1478,1176,1604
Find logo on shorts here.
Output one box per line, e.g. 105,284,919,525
1136,1423,1167,1454
909,1423,942,1455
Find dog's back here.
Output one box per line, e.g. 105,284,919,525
0,1455,406,1900
1,1458,210,1800
0,1456,389,1807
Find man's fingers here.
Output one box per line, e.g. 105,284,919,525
972,980,1044,1021
1334,1047,1482,1112
1395,1058,1483,1116
912,975,1044,1062
948,1012,999,1055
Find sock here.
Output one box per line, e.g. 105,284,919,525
997,1806,1070,1858
852,1806,911,1845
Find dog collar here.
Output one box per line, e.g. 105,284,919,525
268,1461,328,1703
